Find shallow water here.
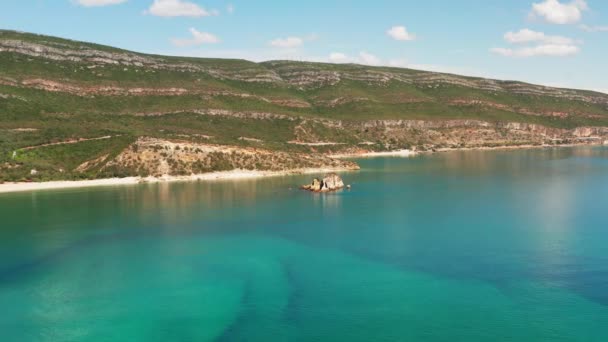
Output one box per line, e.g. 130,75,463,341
1,147,608,341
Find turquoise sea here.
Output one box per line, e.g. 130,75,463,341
1,147,608,341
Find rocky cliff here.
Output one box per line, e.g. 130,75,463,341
101,138,359,178
1,30,608,182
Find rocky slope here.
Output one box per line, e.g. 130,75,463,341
102,138,359,177
295,119,608,151
1,30,608,182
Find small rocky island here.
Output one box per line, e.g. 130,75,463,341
301,173,348,192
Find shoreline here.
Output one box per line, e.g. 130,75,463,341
1,142,605,194
0,167,357,194
330,149,418,158
334,142,606,158
427,142,606,154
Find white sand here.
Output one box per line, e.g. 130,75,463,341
330,149,418,158
287,141,346,146
0,168,356,194
330,142,604,158
431,143,582,153
4,143,600,194
0,177,141,194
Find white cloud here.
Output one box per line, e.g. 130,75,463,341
326,52,399,67
491,44,579,57
73,0,127,6
227,4,234,14
145,0,217,18
269,37,304,48
386,26,416,41
579,24,608,32
171,28,220,47
358,51,381,65
504,28,574,44
530,0,588,24
329,52,350,63
493,28,580,58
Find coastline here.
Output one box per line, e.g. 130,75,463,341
0,167,357,194
1,142,605,194
428,142,606,154
329,149,418,158
333,142,606,159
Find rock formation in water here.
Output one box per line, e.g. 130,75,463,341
301,173,345,192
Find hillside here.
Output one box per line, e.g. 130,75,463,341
1,30,608,182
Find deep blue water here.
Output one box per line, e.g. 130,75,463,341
1,146,608,341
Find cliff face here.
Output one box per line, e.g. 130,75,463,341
291,118,608,152
1,30,608,182
101,138,359,178
81,120,608,179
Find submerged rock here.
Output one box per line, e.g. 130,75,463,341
301,173,345,192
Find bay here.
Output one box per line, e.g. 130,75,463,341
1,146,608,341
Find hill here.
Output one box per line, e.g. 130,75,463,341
1,30,608,182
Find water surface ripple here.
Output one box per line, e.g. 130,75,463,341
1,147,608,341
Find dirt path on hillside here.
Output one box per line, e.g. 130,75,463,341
17,136,114,151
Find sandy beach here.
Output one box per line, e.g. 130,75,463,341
429,142,606,154
0,167,357,194
2,143,604,194
329,149,419,158
334,142,606,159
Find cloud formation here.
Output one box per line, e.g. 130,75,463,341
358,51,381,65
491,45,579,57
579,24,608,32
269,37,304,48
146,0,217,18
73,0,127,6
327,52,386,66
171,28,220,47
504,28,574,44
386,26,416,41
492,28,580,57
328,52,349,63
530,0,588,24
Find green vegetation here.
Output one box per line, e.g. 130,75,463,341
11,135,134,181
1,29,607,182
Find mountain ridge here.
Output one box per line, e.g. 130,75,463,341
1,29,608,182
2,29,606,96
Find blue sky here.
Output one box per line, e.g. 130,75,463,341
1,0,607,93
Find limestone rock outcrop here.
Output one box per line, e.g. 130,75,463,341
102,138,359,177
301,173,345,192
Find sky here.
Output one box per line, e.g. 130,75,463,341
1,0,607,93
